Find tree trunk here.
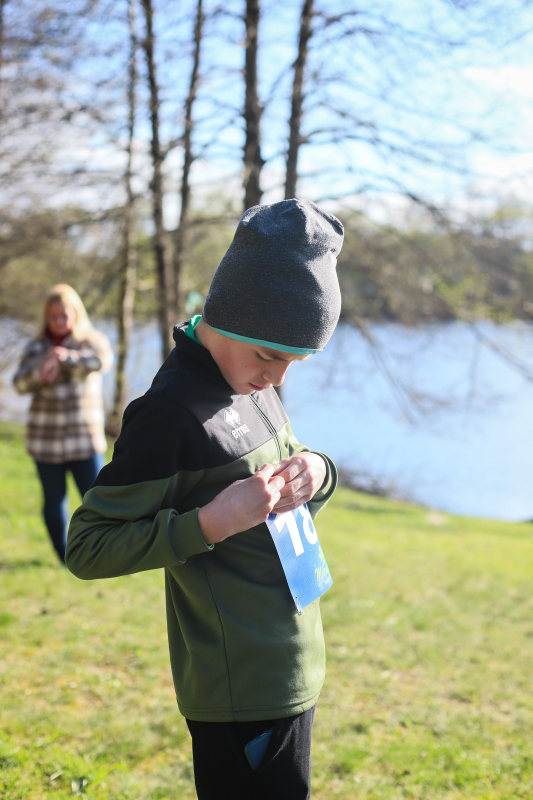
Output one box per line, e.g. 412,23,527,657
141,0,172,360
284,0,314,200
173,0,203,321
243,0,264,211
276,0,314,403
107,0,138,439
0,0,6,76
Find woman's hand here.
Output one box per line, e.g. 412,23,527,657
39,355,60,383
51,346,71,361
270,453,326,513
39,346,73,383
39,346,68,383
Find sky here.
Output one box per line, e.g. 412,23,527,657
180,0,533,220
6,0,533,224
186,0,533,213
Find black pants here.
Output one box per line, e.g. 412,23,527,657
186,706,315,800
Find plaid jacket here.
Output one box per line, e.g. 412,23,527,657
13,331,113,463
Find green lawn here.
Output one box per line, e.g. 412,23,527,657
1,420,533,799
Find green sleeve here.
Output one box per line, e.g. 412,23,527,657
285,425,338,519
66,471,212,580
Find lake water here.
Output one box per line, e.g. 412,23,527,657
3,319,533,522
285,321,533,522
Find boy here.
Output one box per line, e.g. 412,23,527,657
66,198,344,799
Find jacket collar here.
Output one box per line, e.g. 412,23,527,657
172,321,232,388
41,331,76,347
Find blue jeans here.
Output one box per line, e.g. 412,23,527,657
35,454,104,563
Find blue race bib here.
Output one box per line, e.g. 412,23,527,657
266,504,333,614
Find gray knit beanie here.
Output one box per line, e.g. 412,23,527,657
202,199,344,354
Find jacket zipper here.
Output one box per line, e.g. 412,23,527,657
248,396,282,462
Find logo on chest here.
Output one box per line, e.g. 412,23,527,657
224,408,251,439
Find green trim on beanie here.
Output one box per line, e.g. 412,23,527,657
209,325,321,355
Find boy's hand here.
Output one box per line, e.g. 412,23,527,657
198,464,285,545
270,453,326,513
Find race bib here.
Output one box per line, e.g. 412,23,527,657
266,504,333,614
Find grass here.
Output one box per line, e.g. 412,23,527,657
1,420,533,798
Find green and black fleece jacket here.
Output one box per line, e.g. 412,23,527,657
66,322,338,722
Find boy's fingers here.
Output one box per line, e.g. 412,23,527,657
278,462,303,483
271,491,282,507
273,479,313,511
273,491,311,512
268,476,286,494
255,465,286,493
271,459,291,477
255,463,275,481
273,458,303,480
281,471,308,493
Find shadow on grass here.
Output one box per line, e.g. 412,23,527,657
0,558,50,572
0,425,21,442
343,502,412,516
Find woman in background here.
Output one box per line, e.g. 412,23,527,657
13,284,113,563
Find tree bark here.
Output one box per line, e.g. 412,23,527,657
141,0,172,360
173,0,203,321
284,0,314,200
107,0,138,439
0,0,6,76
275,0,314,403
243,0,264,211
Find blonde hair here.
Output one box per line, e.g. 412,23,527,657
40,284,99,344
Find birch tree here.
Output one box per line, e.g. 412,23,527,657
140,0,172,360
172,0,204,321
108,0,138,438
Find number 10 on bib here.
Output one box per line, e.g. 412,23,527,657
266,504,333,614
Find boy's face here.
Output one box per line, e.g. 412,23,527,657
207,332,309,395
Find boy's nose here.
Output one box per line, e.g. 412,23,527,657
263,363,290,387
